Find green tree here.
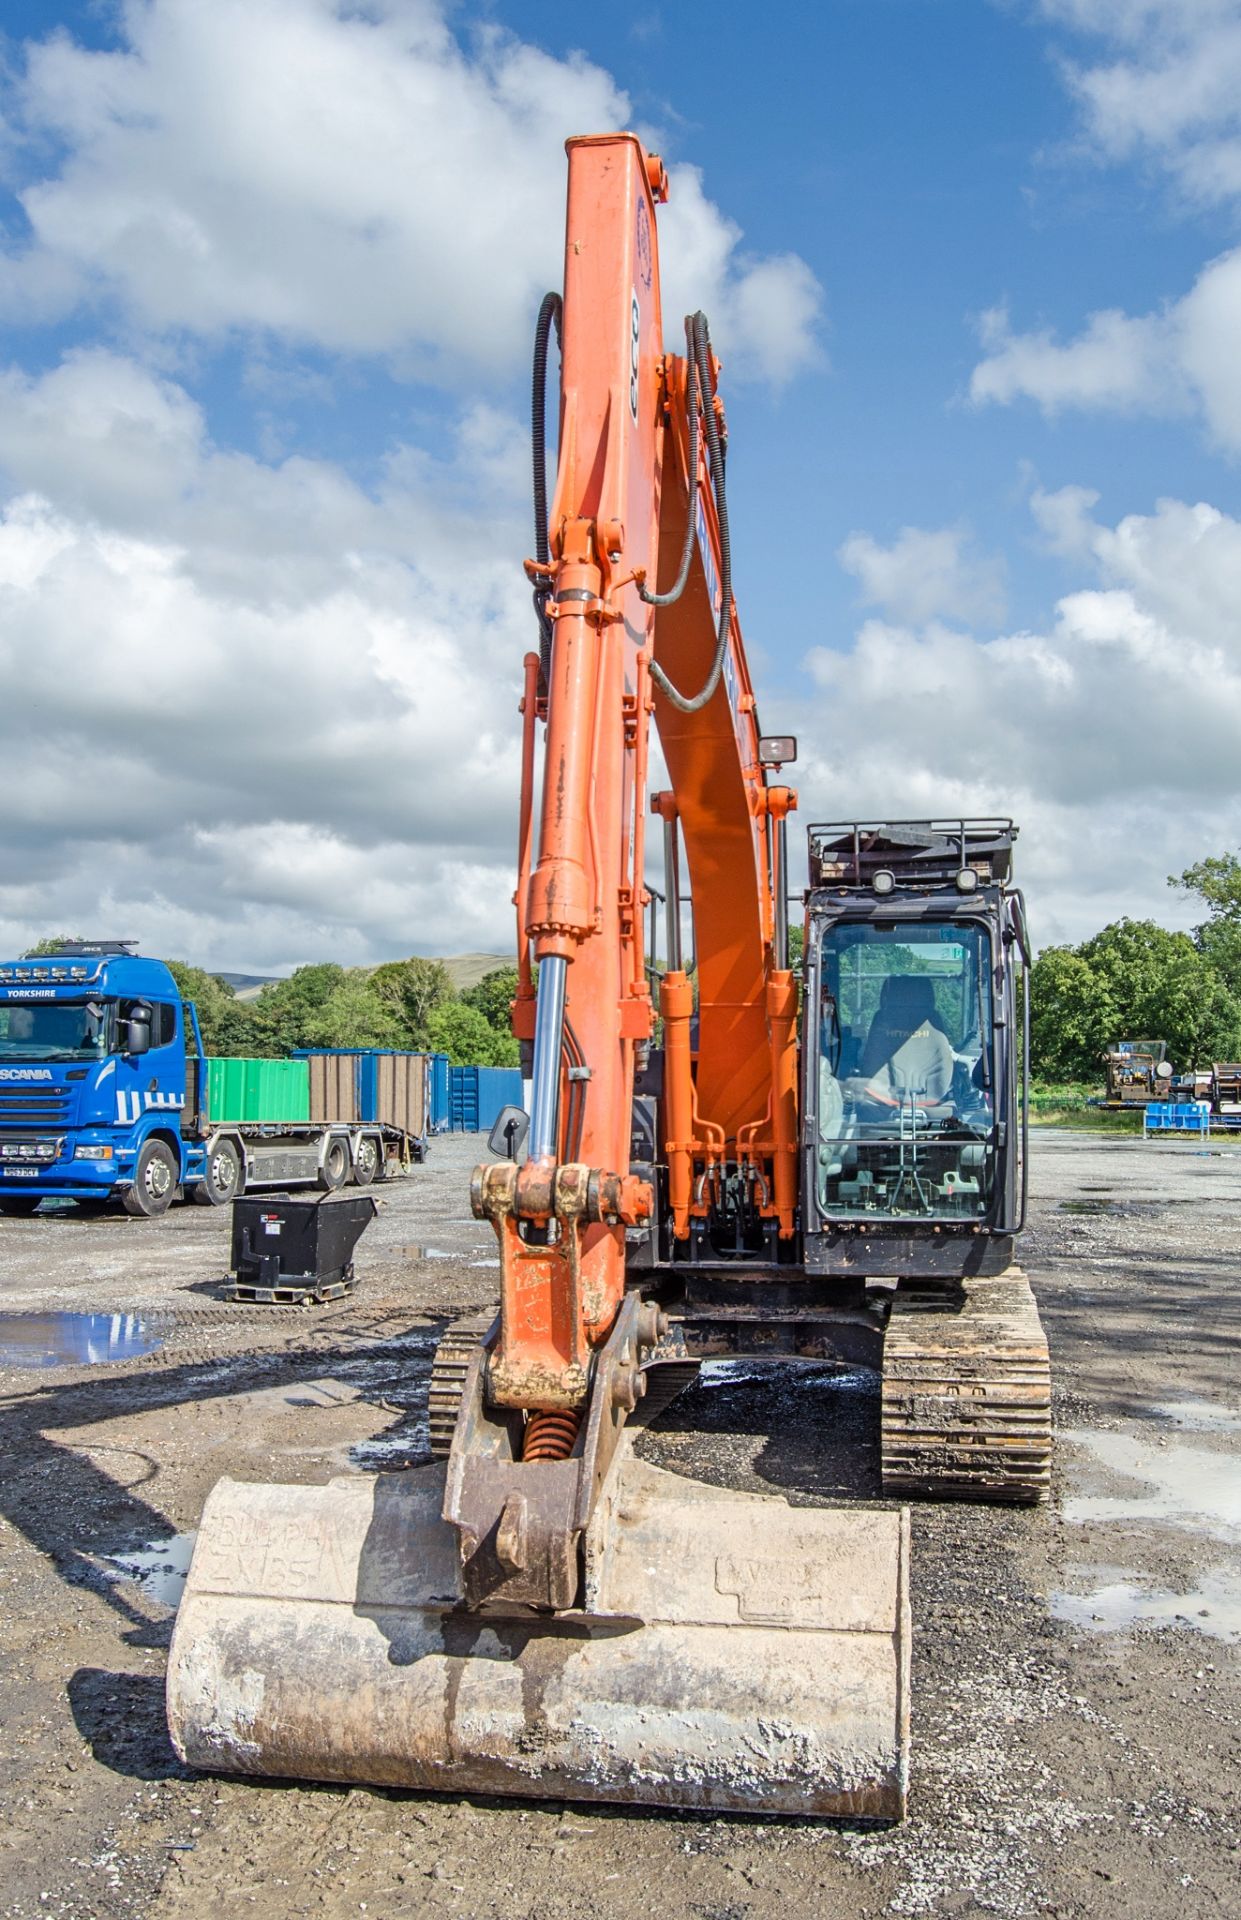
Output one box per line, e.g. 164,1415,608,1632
1082,919,1241,1069
165,961,267,1057
460,966,521,1036
1029,947,1117,1081
1030,917,1241,1080
300,971,403,1049
427,1000,519,1067
371,957,454,1046
1171,853,1241,922
23,935,89,956
1171,853,1241,994
250,963,347,1052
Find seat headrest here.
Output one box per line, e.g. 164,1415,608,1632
878,975,936,1027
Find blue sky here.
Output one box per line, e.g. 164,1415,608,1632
1,0,1240,969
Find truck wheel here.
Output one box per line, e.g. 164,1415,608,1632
352,1136,379,1186
193,1138,242,1206
317,1137,349,1192
0,1196,41,1215
123,1140,179,1218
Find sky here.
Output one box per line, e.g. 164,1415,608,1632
1,0,1240,972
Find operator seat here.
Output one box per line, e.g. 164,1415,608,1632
856,976,953,1109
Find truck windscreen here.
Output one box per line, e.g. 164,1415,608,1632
817,921,996,1221
0,1000,111,1061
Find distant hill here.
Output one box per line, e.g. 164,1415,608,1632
219,955,512,1001
442,953,512,992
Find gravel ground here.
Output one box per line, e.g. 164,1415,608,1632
0,1129,1238,1918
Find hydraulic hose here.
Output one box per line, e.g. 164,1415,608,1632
531,291,563,696
637,314,701,608
646,311,734,715
528,299,731,714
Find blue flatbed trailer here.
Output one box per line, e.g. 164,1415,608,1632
0,945,426,1217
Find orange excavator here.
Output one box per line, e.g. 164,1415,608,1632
168,134,1049,1818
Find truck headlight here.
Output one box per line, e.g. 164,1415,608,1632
74,1144,114,1161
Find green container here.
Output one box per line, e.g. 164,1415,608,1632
206,1057,310,1125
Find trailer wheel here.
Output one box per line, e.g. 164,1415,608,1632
0,1196,41,1215
317,1137,349,1192
193,1138,242,1206
352,1136,379,1186
123,1139,179,1218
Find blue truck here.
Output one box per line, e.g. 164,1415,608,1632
0,943,433,1217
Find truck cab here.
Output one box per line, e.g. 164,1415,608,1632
0,942,206,1215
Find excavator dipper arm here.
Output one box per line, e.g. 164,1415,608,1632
166,134,911,1820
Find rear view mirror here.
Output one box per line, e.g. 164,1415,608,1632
125,1004,152,1056
488,1105,529,1161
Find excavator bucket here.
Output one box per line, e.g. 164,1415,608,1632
168,1440,910,1818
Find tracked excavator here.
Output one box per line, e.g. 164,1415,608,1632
167,134,1050,1818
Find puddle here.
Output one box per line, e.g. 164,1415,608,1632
106,1531,196,1609
699,1359,875,1394
399,1246,457,1261
1064,1428,1241,1539
1053,1565,1241,1642
349,1421,430,1469
699,1358,781,1387
1059,1199,1118,1216
468,1258,500,1269
1148,1399,1241,1433
0,1312,161,1369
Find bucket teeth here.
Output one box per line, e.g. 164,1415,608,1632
881,1268,1052,1503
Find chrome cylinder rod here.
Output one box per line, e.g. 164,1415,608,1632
528,953,568,1160
663,815,683,973
773,812,789,970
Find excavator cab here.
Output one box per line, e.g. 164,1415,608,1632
803,821,1030,1279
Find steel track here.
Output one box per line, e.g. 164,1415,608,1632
428,1311,497,1458
880,1267,1052,1504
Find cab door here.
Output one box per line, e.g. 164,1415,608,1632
114,1000,186,1130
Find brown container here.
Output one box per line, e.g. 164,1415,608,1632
372,1053,427,1137
306,1053,361,1125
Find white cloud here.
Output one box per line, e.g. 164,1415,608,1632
838,523,1006,627
970,245,1241,450
1029,481,1100,558
1038,0,1241,204
971,5,1241,449
970,302,1183,415
800,488,1241,947
0,0,821,386
1,347,1235,962
0,350,534,970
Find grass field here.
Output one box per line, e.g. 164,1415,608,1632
1028,1083,1142,1131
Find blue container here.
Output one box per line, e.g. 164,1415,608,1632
427,1052,451,1133
449,1065,523,1133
